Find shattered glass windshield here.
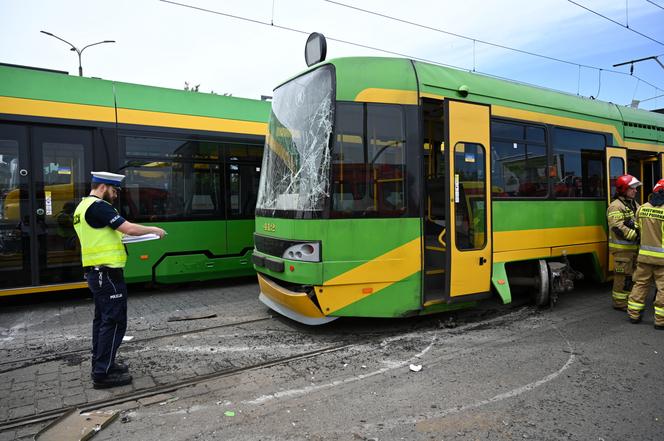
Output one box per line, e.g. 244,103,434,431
256,66,333,216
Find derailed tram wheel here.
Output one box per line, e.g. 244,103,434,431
533,259,550,307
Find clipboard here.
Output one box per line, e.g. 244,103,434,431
121,233,160,244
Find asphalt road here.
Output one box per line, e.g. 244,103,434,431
100,282,663,441
1,280,661,440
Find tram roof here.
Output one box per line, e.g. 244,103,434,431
312,57,664,139
0,63,270,123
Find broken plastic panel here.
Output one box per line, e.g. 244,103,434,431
256,66,333,214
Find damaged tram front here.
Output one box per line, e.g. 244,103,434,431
252,60,471,325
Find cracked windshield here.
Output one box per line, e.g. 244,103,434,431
256,66,333,216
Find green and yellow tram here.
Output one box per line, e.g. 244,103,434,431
0,63,269,296
252,54,664,324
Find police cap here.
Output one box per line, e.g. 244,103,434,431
91,171,125,188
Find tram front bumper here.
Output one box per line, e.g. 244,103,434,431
257,273,337,325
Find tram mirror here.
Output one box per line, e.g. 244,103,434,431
305,32,327,67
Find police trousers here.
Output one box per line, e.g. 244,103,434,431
86,267,128,377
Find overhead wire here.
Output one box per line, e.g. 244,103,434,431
645,0,664,11
324,0,663,92
160,0,664,101
566,0,664,46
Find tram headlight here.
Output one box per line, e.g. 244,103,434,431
283,243,320,262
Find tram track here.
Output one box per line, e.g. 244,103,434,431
0,315,274,374
0,340,357,433
0,303,540,434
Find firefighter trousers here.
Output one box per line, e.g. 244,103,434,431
627,262,664,326
611,251,637,309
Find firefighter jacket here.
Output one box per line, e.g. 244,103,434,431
636,195,664,265
607,196,639,252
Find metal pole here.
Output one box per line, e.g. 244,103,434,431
40,31,115,77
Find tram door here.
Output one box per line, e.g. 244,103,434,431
0,124,91,291
444,100,492,299
606,147,627,274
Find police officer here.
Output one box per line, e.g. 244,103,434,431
606,174,641,310
627,179,664,330
73,172,166,388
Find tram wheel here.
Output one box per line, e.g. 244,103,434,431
533,259,550,307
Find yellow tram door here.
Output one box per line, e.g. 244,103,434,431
444,100,492,299
606,146,627,274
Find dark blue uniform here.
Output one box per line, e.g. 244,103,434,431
84,197,128,379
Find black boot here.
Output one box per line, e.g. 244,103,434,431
92,372,133,389
110,362,129,374
629,316,642,324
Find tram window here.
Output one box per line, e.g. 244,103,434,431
552,128,606,198
121,161,222,221
224,143,263,159
609,157,625,197
454,142,486,250
124,137,220,160
228,162,261,218
491,121,547,198
367,104,406,216
331,103,406,218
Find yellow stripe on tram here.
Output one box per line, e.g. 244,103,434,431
354,88,419,105
0,96,116,123
117,108,268,135
316,237,421,314
0,282,88,297
0,96,268,135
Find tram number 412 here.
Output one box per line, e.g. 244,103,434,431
263,222,277,232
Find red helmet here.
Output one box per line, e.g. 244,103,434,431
615,174,641,195
653,179,664,193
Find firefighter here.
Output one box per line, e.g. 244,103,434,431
606,174,641,310
73,171,167,388
627,179,664,330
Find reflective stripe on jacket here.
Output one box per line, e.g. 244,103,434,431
73,197,127,268
607,197,639,251
636,202,664,265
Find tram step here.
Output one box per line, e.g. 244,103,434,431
424,271,445,293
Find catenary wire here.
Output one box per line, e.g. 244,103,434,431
567,0,664,46
324,0,664,90
159,0,664,99
645,0,664,11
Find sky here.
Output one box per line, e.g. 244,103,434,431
1,0,663,110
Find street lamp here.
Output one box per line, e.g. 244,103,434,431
40,30,115,77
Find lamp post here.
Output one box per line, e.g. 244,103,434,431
40,30,115,77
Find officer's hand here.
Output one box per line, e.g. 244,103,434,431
152,227,167,239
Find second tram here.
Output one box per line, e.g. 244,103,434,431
0,63,269,296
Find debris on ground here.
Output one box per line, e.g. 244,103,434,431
439,316,457,329
34,408,118,440
224,411,236,417
409,364,423,372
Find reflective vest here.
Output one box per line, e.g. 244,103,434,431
607,196,639,251
73,197,127,268
636,202,664,265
